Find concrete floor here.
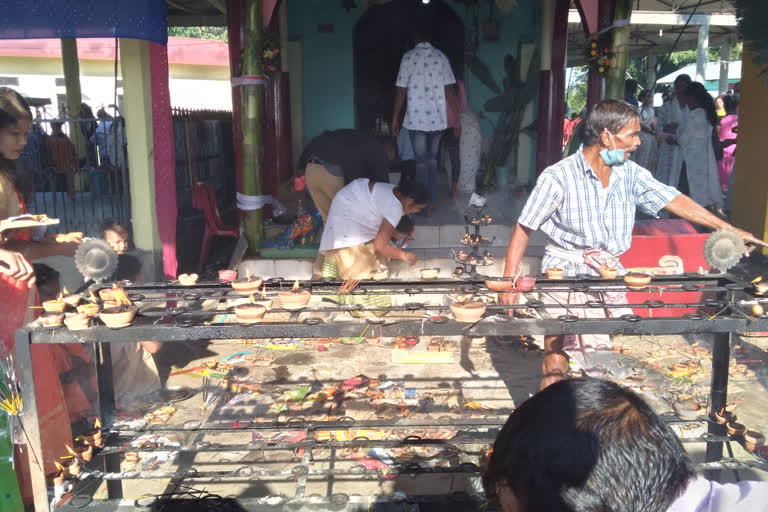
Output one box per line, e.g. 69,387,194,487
86,326,768,508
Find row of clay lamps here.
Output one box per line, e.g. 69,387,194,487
46,420,102,486
713,409,765,453
544,267,651,289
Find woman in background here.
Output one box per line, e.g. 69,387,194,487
632,89,658,174
717,94,738,193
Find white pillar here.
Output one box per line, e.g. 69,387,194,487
647,53,657,90
696,21,709,84
719,42,730,94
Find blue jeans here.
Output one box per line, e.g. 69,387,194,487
409,129,442,204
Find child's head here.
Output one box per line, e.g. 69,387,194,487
33,263,60,302
101,219,130,254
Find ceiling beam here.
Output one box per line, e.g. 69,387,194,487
568,9,736,27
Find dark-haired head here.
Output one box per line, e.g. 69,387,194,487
0,87,31,164
684,82,718,126
395,215,414,237
582,99,641,147
722,94,737,114
484,378,694,512
673,74,691,95
395,179,428,215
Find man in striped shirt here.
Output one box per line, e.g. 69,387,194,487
501,99,765,390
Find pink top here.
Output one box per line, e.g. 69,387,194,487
446,80,467,129
666,476,768,511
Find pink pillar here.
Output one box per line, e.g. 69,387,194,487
149,42,178,279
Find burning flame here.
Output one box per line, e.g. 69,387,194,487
752,276,763,284
65,444,76,457
292,280,300,291
246,269,252,281
62,287,70,295
112,287,132,307
55,292,65,304
88,289,98,303
248,294,256,304
54,461,63,472
261,286,266,299
94,418,102,429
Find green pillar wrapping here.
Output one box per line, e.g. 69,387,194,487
605,0,633,101
241,0,265,252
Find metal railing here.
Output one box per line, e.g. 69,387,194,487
20,117,131,237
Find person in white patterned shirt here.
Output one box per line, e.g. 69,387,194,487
392,23,458,215
500,99,766,390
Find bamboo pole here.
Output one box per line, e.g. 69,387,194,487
241,0,264,251
61,39,86,158
604,0,632,100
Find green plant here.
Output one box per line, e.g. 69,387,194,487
467,40,538,186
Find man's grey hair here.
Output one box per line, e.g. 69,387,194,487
582,99,641,146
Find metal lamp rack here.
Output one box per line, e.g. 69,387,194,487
14,273,768,511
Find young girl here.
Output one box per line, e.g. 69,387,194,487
0,87,89,504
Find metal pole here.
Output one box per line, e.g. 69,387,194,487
14,330,50,512
94,342,122,499
719,42,730,95
705,330,731,479
695,21,710,84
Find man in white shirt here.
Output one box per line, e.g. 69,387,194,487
392,24,458,214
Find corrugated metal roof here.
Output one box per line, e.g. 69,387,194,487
657,60,742,82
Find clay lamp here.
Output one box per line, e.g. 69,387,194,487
371,267,390,281
231,270,263,295
42,294,67,313
420,268,439,280
598,266,619,279
39,312,64,328
47,462,66,486
77,302,100,318
545,268,564,280
516,275,537,292
752,304,764,316
98,286,116,302
624,272,652,290
82,418,103,448
673,400,702,421
450,299,487,323
693,346,710,358
66,442,93,463
278,280,311,310
252,286,273,310
64,312,90,331
744,431,765,452
485,277,513,292
365,337,380,345
235,295,267,323
61,287,81,307
713,408,736,425
752,276,768,295
99,287,137,328
726,421,747,436
456,250,468,262
59,455,80,477
178,273,199,286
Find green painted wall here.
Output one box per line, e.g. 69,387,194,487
287,0,541,177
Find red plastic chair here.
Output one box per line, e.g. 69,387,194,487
191,182,239,271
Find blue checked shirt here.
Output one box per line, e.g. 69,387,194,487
518,147,680,275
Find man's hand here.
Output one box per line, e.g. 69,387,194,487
0,248,36,287
401,251,417,265
733,228,768,254
499,291,520,316
54,232,84,243
392,118,400,137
